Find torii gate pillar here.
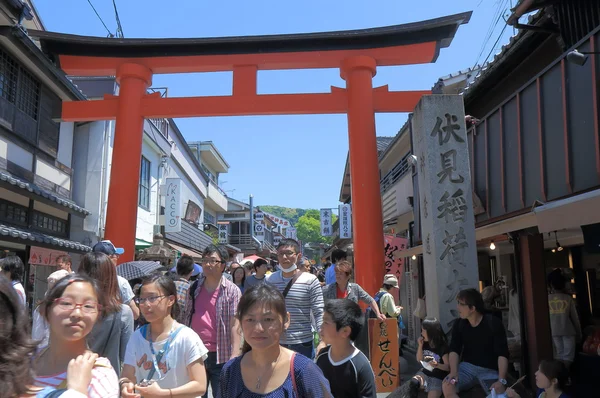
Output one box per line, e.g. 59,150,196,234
104,63,152,262
341,56,385,296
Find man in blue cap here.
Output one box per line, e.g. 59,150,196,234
92,240,140,320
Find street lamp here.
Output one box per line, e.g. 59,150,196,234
566,49,600,66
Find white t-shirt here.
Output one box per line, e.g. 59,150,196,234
12,281,26,306
124,324,208,390
117,276,134,303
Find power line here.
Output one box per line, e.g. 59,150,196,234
112,0,124,38
480,22,510,68
473,0,509,68
85,0,113,37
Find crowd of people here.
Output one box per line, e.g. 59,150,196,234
0,238,574,398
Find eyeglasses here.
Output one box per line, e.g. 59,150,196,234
136,295,168,305
277,251,297,257
201,258,224,266
53,298,101,314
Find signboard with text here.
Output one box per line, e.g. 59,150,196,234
369,318,399,392
339,204,352,239
28,246,68,266
165,178,182,233
255,222,265,241
384,235,407,285
286,227,297,240
320,209,332,236
218,223,229,244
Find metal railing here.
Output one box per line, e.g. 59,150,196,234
147,87,169,139
229,234,254,246
209,180,228,197
380,152,412,193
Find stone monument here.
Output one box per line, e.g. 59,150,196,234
412,95,479,332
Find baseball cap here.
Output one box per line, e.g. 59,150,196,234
92,240,125,256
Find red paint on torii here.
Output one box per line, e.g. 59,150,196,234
34,12,471,297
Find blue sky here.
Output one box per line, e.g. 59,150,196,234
34,0,515,210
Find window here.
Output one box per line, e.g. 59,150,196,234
31,211,67,236
17,68,39,120
204,212,216,225
0,49,17,102
0,200,28,227
138,156,151,210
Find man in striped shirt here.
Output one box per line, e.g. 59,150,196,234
267,239,325,359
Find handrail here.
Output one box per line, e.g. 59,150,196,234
380,152,411,193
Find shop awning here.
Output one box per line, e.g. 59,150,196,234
0,223,91,253
135,239,152,248
166,241,203,259
534,189,600,233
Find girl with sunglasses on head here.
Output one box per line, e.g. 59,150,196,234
33,274,119,397
120,273,208,398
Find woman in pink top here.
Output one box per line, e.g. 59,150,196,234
33,274,119,397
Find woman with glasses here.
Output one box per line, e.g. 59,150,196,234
33,274,119,397
78,252,134,377
120,273,208,398
321,260,386,321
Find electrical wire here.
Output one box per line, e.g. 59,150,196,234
473,0,509,68
112,0,124,38
85,0,113,37
480,22,510,68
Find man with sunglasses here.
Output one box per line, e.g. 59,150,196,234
182,244,242,398
92,240,140,320
266,238,325,359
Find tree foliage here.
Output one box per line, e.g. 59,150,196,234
259,205,337,244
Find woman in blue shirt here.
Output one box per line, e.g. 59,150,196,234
218,284,332,397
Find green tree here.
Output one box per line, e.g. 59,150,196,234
296,210,337,244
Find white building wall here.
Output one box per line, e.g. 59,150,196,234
0,136,34,171
136,137,162,243
57,122,74,168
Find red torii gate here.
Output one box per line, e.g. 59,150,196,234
34,12,470,296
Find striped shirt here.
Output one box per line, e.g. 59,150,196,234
267,271,324,345
183,274,242,364
34,357,119,398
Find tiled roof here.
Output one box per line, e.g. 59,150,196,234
376,136,395,153
462,11,545,98
0,170,90,215
0,223,92,252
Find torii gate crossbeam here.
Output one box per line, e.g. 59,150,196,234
33,11,471,297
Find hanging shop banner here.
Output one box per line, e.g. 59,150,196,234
339,204,352,239
165,178,182,233
29,246,67,266
218,223,229,244
320,209,332,236
383,235,408,285
254,212,265,222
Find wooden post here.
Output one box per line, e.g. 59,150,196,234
519,232,553,389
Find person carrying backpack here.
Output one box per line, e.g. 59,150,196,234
371,274,403,319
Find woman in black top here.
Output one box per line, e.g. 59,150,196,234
409,317,450,398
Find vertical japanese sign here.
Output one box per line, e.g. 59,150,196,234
383,235,407,284
218,223,228,244
412,95,478,331
320,209,332,236
369,318,399,392
165,178,182,233
254,212,264,223
286,227,297,240
255,223,265,241
273,235,282,246
338,204,352,239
